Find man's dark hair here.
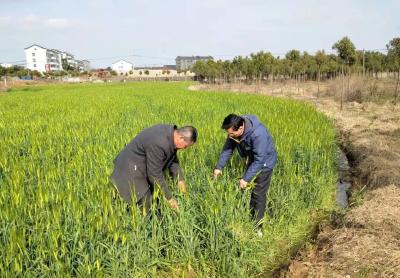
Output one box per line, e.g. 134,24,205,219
177,126,198,143
221,114,244,131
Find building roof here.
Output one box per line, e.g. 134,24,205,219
50,49,62,53
111,59,133,66
135,66,176,70
24,44,89,63
163,64,177,70
24,44,47,50
61,51,74,57
176,56,213,60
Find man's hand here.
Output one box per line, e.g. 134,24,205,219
167,198,180,212
178,180,187,193
213,169,222,180
239,179,248,189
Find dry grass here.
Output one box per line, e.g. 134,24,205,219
283,185,400,278
0,79,48,92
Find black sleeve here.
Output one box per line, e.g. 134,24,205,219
146,145,172,200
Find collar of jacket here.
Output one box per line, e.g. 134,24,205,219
228,118,252,143
240,117,255,141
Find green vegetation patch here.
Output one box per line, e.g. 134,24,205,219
0,82,337,276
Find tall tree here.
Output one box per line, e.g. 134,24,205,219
333,37,357,109
332,37,357,67
387,37,400,104
315,50,328,97
192,61,207,81
365,51,385,78
285,49,301,79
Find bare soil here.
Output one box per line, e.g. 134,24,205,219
0,79,48,92
189,81,400,278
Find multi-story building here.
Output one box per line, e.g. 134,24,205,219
81,60,91,72
25,44,49,72
61,51,78,70
76,60,91,72
47,49,63,72
175,56,213,71
24,44,90,73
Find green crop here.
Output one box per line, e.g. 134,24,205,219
0,82,337,277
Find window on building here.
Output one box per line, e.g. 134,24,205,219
32,53,35,57
33,58,36,62
34,64,36,67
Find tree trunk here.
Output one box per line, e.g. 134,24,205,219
317,68,320,98
347,66,351,102
341,65,344,111
271,69,274,87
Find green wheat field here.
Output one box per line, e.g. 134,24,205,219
0,82,337,277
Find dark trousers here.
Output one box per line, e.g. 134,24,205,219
109,176,154,214
250,169,273,227
137,189,153,214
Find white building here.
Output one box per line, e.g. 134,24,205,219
24,44,90,73
111,60,134,73
61,51,78,70
82,60,90,72
25,44,50,72
47,49,63,72
77,60,90,72
0,63,13,68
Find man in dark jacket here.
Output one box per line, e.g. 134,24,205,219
110,125,197,213
213,114,277,227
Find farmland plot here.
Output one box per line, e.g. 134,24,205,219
0,82,337,276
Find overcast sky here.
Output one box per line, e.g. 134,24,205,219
0,0,399,68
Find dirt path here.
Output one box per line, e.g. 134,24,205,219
189,83,400,277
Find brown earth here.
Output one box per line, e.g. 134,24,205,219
189,81,400,278
0,79,47,92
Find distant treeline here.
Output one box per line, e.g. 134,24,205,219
192,37,400,83
0,66,42,79
0,66,85,79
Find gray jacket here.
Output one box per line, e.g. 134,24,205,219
110,124,184,201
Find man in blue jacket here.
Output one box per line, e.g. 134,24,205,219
213,114,277,227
